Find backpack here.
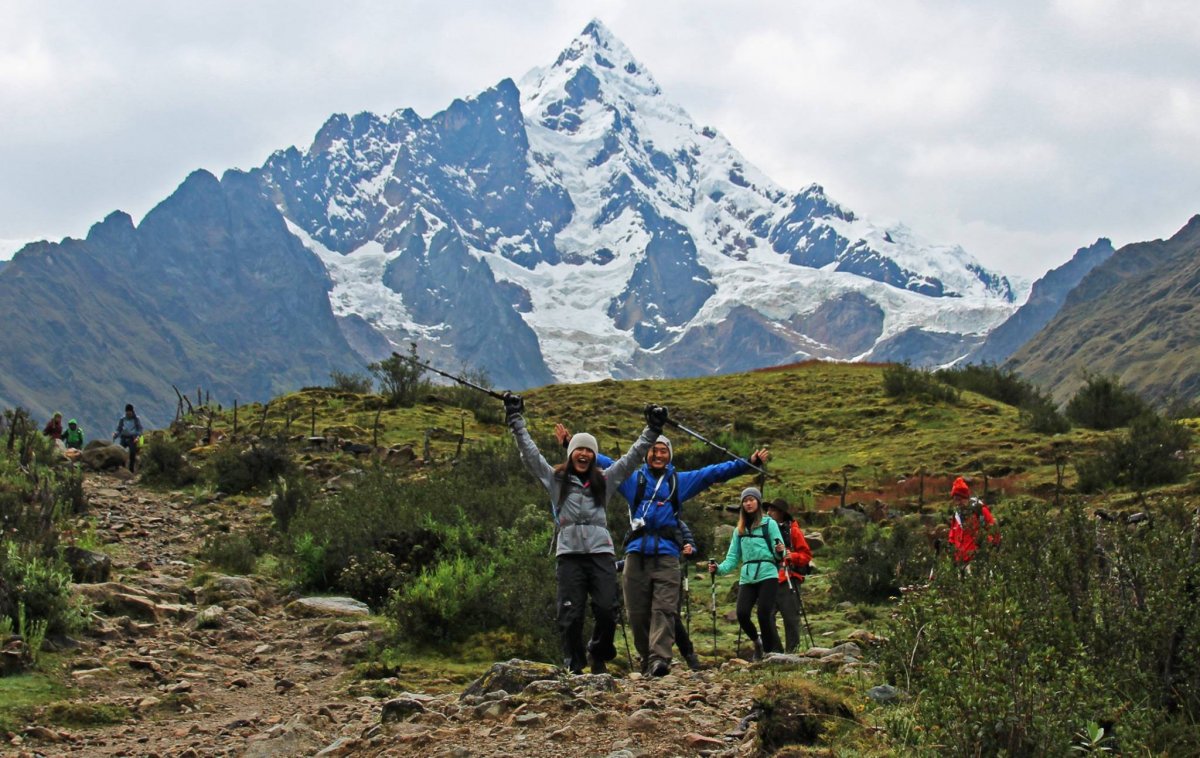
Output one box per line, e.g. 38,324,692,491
622,470,683,551
739,523,780,569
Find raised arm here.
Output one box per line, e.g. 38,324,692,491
675,448,771,501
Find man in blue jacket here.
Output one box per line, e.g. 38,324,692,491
558,423,768,676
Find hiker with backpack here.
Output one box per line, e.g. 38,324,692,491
557,423,769,676
708,487,785,660
63,419,85,450
112,403,143,472
42,412,64,440
765,498,812,652
506,394,667,675
947,476,999,564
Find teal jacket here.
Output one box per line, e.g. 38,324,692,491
715,515,785,585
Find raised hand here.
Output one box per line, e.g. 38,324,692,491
503,392,524,418
644,404,669,430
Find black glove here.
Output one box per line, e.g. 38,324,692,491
644,404,669,431
503,392,524,419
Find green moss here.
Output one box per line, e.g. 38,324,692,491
43,699,130,726
0,673,73,733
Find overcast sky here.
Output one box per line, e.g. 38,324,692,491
2,0,1198,280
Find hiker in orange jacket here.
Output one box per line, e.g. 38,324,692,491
946,477,999,563
766,498,812,652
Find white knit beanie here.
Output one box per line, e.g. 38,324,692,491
567,433,598,457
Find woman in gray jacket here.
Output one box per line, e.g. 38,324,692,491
505,393,667,675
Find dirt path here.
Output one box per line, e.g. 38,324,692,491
8,472,862,757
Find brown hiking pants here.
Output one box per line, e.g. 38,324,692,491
622,553,680,669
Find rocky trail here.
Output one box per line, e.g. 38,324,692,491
8,473,882,757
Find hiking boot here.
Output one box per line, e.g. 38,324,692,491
649,660,670,677
588,653,607,675
751,639,765,662
684,652,702,671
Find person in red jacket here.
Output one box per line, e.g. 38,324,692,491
766,498,812,652
42,412,64,440
947,477,999,563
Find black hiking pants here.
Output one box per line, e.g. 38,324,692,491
736,578,782,652
119,435,138,472
556,554,619,674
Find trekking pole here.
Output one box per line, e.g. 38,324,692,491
795,584,815,648
709,564,718,658
619,606,634,672
391,352,507,399
683,569,692,637
664,419,774,479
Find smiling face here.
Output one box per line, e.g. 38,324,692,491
646,442,671,471
570,447,595,474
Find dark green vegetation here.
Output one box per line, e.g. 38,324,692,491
8,359,1199,753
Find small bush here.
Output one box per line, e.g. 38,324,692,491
1065,373,1150,430
1020,391,1071,434
139,437,199,488
0,541,85,637
1076,411,1193,492
328,369,374,395
386,553,497,645
339,550,404,609
369,344,430,408
209,442,295,494
199,531,265,575
882,363,959,404
936,363,1036,407
831,521,932,602
270,474,315,534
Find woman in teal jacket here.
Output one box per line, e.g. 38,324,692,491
708,487,785,660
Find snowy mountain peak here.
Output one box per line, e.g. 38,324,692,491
259,19,1023,387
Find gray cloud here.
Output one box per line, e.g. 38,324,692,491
2,0,1197,279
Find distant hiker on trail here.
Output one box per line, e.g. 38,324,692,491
556,422,769,676
765,498,812,653
947,476,999,564
63,419,85,450
43,412,63,440
113,404,143,472
506,393,666,675
709,487,786,661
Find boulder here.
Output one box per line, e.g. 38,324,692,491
197,575,256,606
286,597,370,618
866,684,901,704
63,546,112,583
461,659,560,699
80,444,128,471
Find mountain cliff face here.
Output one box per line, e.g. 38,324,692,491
0,170,361,434
1,20,1026,429
969,238,1115,366
1008,216,1200,404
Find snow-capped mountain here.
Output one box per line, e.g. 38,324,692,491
260,19,1024,385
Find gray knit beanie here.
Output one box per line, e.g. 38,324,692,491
652,435,672,459
566,432,598,458
740,487,763,505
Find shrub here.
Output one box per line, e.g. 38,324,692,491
831,521,933,602
936,363,1037,407
882,363,959,404
139,437,199,488
270,474,315,534
369,344,430,408
1065,373,1150,430
1019,391,1071,434
209,442,295,494
1076,411,1193,492
386,553,497,645
328,369,374,395
199,531,265,575
339,550,404,609
0,541,85,637
881,500,1200,755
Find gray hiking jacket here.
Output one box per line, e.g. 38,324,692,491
509,415,656,557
